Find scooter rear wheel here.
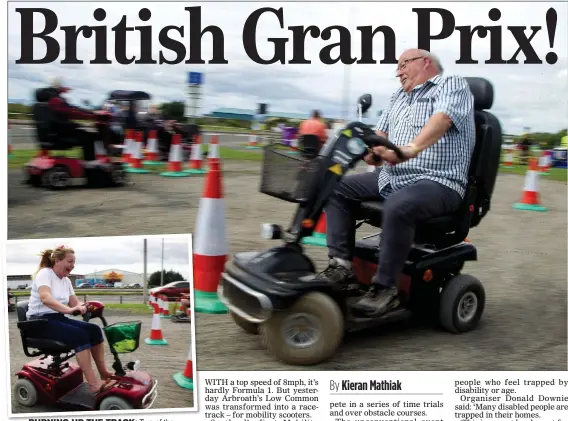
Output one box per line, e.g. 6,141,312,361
260,292,344,365
99,395,134,410
14,378,38,407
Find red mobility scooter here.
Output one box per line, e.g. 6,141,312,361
13,300,158,411
23,88,127,190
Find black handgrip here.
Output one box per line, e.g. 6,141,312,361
367,134,405,160
72,310,80,316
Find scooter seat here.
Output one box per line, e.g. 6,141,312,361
358,200,457,234
27,338,72,353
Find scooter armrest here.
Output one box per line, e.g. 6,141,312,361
17,319,48,332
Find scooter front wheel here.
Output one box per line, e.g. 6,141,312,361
99,395,134,411
230,311,259,334
14,378,38,407
260,292,344,366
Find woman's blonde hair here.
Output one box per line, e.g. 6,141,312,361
34,245,75,276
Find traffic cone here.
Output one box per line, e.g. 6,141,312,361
247,132,260,149
147,292,154,309
538,151,550,176
160,294,171,318
160,134,190,177
122,129,133,164
143,130,161,166
184,135,207,174
8,122,13,157
513,158,547,212
94,141,109,163
126,131,151,173
144,301,168,345
502,148,514,168
287,137,300,155
193,159,228,314
302,211,328,247
172,339,194,390
208,135,220,166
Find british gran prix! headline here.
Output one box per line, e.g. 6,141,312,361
15,6,560,66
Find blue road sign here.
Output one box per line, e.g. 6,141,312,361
188,72,203,85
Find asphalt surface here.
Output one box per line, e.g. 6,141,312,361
7,159,568,372
8,309,194,414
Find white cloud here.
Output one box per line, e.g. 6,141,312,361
7,1,568,134
4,235,191,279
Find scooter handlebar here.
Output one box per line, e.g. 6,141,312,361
365,134,405,160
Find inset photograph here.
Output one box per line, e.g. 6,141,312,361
4,234,196,415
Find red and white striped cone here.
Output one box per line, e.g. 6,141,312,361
538,151,551,176
144,130,161,165
173,339,194,390
160,294,171,318
122,129,133,164
94,141,109,163
147,292,154,309
502,147,514,168
207,135,220,166
184,135,207,174
126,131,151,173
247,132,260,149
193,159,228,314
8,122,13,157
302,211,328,247
287,137,300,155
160,134,190,177
145,300,168,345
513,158,547,212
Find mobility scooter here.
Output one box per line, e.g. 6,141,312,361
23,87,128,190
218,77,503,365
14,300,158,411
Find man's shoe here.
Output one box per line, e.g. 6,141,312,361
315,259,356,285
351,284,399,317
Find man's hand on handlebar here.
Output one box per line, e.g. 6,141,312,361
372,145,418,165
363,151,383,166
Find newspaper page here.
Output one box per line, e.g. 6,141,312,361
2,1,567,421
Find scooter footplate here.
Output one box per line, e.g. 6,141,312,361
58,382,96,410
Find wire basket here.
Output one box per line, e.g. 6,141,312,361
259,144,322,203
103,321,142,354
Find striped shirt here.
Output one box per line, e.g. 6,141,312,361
375,74,475,198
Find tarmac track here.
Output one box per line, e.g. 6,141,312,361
7,160,568,372
8,310,194,414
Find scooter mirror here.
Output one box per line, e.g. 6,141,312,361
358,94,372,114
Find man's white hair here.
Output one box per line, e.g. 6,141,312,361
418,50,444,73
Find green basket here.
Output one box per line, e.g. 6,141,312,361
103,321,142,354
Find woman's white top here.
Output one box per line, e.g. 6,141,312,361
26,267,75,318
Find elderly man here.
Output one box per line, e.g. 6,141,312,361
316,49,476,317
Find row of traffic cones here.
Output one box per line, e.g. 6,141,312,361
118,129,220,177
144,292,194,390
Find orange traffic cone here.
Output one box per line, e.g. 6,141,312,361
173,339,194,390
184,135,206,174
122,129,133,164
144,130,161,165
538,151,551,176
513,158,547,212
145,300,168,345
207,135,220,166
160,134,190,177
160,294,171,318
147,292,154,309
126,131,150,173
193,159,228,314
247,132,260,149
302,211,328,247
502,147,514,168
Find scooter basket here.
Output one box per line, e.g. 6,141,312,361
260,144,320,203
103,321,142,354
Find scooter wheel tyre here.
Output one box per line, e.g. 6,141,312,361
439,274,485,334
14,378,38,407
260,292,344,365
230,311,258,334
99,395,134,410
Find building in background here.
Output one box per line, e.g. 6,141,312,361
7,274,85,289
80,269,143,287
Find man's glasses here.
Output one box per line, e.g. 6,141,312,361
396,56,425,74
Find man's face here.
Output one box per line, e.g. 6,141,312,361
396,53,427,92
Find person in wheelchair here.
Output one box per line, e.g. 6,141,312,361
41,77,111,165
316,49,476,317
25,245,117,394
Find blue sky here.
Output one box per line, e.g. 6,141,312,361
7,1,568,134
4,235,191,277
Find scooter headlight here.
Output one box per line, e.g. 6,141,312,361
261,223,282,240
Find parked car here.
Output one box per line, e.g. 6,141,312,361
150,280,190,301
